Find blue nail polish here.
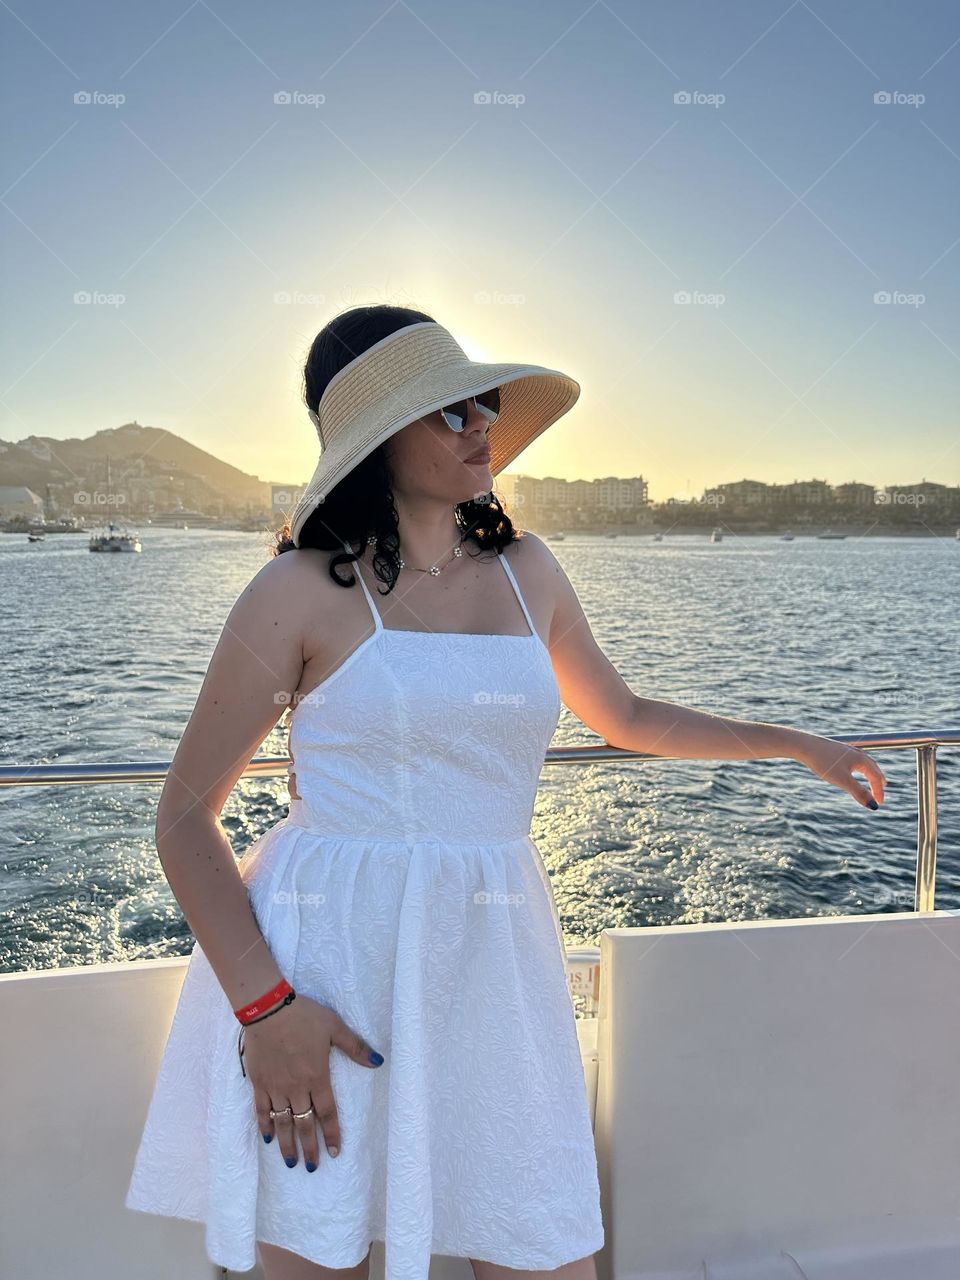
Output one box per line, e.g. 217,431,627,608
305,1160,317,1172
262,1133,272,1143
285,1155,297,1168
369,1050,384,1066
868,799,879,810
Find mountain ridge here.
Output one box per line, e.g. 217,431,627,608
0,422,287,509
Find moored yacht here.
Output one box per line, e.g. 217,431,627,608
87,455,143,551
89,520,142,552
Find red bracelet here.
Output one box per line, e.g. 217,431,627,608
234,977,294,1025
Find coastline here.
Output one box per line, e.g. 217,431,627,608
531,523,960,539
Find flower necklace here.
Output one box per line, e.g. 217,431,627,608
366,533,464,577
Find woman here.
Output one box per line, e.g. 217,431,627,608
125,304,886,1280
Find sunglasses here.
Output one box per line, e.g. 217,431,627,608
439,387,500,433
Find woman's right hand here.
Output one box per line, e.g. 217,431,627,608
243,994,385,1171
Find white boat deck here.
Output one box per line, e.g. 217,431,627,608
2,907,959,1278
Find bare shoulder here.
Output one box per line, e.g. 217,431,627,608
502,529,563,579
234,544,316,605
250,545,344,595
500,531,567,625
228,546,345,635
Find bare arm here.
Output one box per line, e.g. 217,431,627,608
155,550,384,1167
530,536,886,811
154,552,305,1010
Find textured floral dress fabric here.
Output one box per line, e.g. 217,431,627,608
125,546,605,1278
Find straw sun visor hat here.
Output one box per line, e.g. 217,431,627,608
290,320,580,546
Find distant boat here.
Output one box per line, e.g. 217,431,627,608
709,527,723,543
817,529,847,540
87,454,142,551
545,532,565,542
27,530,45,542
780,531,795,541
605,532,618,540
89,521,142,553
38,515,83,533
652,532,663,542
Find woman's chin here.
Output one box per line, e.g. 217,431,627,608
461,460,493,487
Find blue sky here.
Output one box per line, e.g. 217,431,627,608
2,0,958,499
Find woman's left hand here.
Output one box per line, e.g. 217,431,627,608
796,735,887,810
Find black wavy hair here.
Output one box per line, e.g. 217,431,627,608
273,304,519,594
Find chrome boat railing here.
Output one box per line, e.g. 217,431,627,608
1,730,957,913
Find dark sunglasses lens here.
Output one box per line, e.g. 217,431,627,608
441,388,500,431
478,388,500,419
443,401,469,431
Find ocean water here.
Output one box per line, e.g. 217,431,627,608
1,528,957,974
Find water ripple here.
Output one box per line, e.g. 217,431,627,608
2,530,958,972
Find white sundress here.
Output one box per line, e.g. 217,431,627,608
125,540,605,1279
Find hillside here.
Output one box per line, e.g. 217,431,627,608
0,422,276,511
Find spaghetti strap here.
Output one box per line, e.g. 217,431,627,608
498,552,536,638
341,539,384,634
